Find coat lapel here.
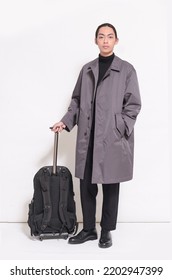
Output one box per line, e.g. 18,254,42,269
87,58,99,84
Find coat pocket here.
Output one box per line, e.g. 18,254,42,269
115,113,126,137
75,108,80,125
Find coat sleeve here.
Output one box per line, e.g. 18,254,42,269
60,68,83,131
122,66,141,137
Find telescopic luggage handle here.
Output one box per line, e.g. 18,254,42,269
53,132,58,175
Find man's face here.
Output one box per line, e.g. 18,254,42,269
95,26,118,56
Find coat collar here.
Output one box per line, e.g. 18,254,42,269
110,55,122,72
87,55,122,73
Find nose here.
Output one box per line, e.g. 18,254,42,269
103,36,108,43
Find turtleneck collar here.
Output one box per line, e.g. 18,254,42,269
99,53,115,63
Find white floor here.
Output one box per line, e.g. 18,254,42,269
0,222,172,260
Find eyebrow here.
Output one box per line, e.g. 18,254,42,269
98,33,114,36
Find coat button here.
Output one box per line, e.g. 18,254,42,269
87,117,90,120
84,132,87,136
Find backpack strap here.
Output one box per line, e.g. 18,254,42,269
59,169,72,231
39,169,52,231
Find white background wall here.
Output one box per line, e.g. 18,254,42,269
0,0,170,223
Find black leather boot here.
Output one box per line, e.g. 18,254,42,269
98,229,112,248
68,229,98,244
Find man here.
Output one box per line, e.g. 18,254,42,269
51,23,141,248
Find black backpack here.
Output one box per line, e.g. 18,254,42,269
28,133,78,240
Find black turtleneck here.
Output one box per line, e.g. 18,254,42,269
89,53,115,136
98,53,114,85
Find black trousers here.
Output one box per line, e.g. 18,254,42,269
80,128,120,231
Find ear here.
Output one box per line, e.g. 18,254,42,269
95,38,98,45
115,38,119,45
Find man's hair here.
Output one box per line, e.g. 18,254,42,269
95,23,118,39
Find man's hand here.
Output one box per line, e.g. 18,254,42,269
50,121,66,133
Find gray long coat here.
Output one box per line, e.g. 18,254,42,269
61,55,141,184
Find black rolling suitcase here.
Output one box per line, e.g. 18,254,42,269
28,132,78,241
